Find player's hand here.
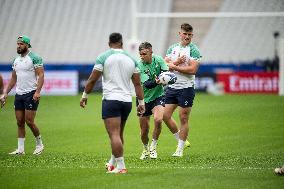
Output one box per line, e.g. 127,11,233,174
33,91,41,102
0,93,7,108
137,104,145,116
168,62,176,70
175,53,186,65
164,57,171,63
155,75,161,85
80,98,88,108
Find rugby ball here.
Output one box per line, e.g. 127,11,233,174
158,71,177,85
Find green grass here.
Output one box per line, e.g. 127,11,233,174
0,94,284,188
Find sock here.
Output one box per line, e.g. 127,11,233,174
178,139,185,150
115,157,126,170
173,131,180,141
108,154,116,166
35,135,43,146
143,143,149,150
150,139,157,150
18,138,25,152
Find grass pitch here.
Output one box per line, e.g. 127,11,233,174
0,94,283,188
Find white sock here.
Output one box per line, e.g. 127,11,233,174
143,143,149,150
35,135,43,146
150,139,157,150
178,139,185,150
115,157,126,170
108,154,116,166
18,138,25,152
173,131,180,141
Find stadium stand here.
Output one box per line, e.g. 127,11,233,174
0,0,283,64
166,0,223,51
0,0,172,63
200,0,284,63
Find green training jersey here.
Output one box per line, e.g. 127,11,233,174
138,54,168,103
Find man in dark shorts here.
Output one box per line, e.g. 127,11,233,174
1,35,44,155
80,33,145,174
164,23,202,157
137,42,168,160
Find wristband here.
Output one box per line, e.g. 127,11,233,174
138,99,145,106
82,92,88,99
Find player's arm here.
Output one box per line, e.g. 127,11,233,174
0,74,4,108
142,73,166,89
173,54,187,66
165,46,185,66
0,75,3,94
132,73,145,115
33,67,44,101
1,71,17,107
143,79,158,89
140,66,159,89
80,69,102,108
4,71,17,94
168,59,200,74
164,54,186,66
155,56,169,84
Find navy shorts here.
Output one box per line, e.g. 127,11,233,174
137,96,165,117
14,90,39,111
165,87,195,108
102,100,132,120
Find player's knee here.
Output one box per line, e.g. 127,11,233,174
163,113,171,122
25,118,34,127
154,116,163,125
16,120,25,127
181,117,188,125
110,135,122,145
141,127,149,136
179,111,189,123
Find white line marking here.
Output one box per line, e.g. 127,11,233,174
2,165,273,170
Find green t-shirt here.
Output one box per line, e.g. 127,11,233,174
138,55,168,103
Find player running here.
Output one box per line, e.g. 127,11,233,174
137,42,168,160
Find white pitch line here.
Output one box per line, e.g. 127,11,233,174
2,165,274,170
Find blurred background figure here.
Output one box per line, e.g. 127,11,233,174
0,74,3,94
0,74,4,107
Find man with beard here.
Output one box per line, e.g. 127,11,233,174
163,23,202,157
1,35,45,155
